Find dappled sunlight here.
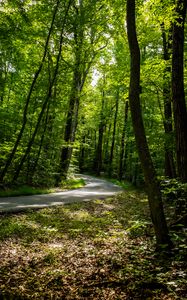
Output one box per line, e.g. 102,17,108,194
140,198,148,203
0,190,186,299
69,210,92,221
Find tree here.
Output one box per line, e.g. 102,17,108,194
118,99,129,180
0,0,186,195
161,23,176,178
57,3,85,180
94,86,106,175
11,0,73,183
0,0,60,183
57,0,110,181
126,0,171,248
107,88,119,176
172,0,187,182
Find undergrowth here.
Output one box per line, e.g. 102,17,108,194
0,178,85,197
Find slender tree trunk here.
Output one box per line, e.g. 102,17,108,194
172,0,187,182
123,140,129,179
95,124,104,176
0,58,8,103
118,100,129,180
94,92,105,176
58,67,81,181
28,103,51,184
58,65,94,180
126,0,171,248
108,89,119,177
0,0,60,183
79,135,86,173
127,141,134,182
58,4,84,181
12,0,72,183
161,25,176,178
103,123,111,167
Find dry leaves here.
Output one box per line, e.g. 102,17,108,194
0,192,186,299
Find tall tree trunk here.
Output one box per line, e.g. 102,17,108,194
0,0,60,183
94,92,105,176
58,66,81,181
118,100,129,180
79,135,86,173
103,123,111,167
27,102,51,184
161,25,176,178
12,0,72,183
172,0,187,182
58,2,87,181
108,89,119,177
126,0,171,248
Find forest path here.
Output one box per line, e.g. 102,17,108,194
0,175,123,213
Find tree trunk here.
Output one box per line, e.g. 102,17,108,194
57,3,86,181
27,102,51,184
79,135,86,173
103,123,111,167
118,100,129,180
161,25,176,178
108,89,119,177
126,0,171,248
172,0,187,182
94,92,105,176
58,67,81,181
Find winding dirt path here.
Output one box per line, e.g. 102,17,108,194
0,175,123,213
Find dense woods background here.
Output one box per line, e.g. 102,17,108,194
0,0,187,244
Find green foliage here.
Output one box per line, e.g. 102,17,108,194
0,185,51,197
0,0,182,186
108,178,137,190
60,178,85,190
160,178,187,217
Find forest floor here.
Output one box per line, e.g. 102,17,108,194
0,184,186,299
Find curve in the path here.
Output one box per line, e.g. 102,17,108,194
0,175,123,213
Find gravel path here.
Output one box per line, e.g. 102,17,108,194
0,175,123,213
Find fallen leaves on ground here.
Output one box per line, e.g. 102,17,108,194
0,190,186,299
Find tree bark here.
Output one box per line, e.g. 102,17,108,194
126,0,171,248
172,0,187,182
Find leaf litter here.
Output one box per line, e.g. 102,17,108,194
0,190,186,299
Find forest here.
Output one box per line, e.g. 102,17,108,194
0,0,187,299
